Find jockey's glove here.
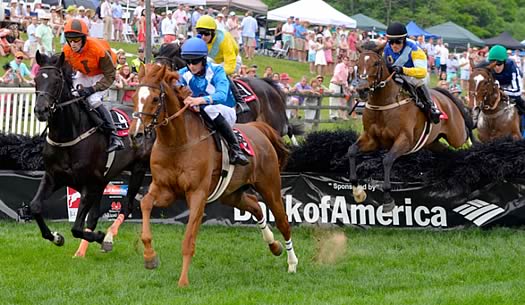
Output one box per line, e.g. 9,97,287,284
78,86,96,98
392,66,404,75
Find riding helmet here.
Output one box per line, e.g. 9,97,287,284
64,18,89,39
195,15,217,31
488,45,508,62
181,37,209,60
386,22,408,39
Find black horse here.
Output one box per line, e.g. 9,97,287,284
154,43,304,142
30,51,153,257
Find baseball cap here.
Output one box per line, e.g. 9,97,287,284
15,51,24,58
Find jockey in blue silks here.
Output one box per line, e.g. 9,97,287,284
178,37,248,166
384,22,442,124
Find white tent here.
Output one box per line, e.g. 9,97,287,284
124,0,267,14
267,0,356,27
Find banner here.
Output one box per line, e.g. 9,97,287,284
1,171,525,228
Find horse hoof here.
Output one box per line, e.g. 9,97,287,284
101,241,113,253
269,241,283,256
288,263,297,273
353,186,367,203
144,255,159,269
51,232,65,247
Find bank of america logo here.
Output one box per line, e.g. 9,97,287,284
453,199,505,226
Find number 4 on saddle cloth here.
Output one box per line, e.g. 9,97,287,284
110,108,132,137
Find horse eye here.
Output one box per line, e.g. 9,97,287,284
152,96,159,103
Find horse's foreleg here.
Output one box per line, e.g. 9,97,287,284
141,192,158,270
103,166,147,252
74,201,102,257
71,188,105,246
382,138,410,213
348,134,377,203
179,190,207,287
29,173,64,246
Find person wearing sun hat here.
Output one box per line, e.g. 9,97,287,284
10,51,33,84
35,12,53,55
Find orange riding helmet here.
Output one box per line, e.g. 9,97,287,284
64,18,89,39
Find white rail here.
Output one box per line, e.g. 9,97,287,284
0,87,46,137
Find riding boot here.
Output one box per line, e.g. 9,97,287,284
95,105,124,152
229,77,250,113
511,96,525,115
416,85,442,124
213,114,249,166
471,106,481,128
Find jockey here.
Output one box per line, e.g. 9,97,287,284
178,38,249,166
63,18,124,152
195,15,241,75
384,22,442,124
486,45,525,114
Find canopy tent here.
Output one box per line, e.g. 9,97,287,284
425,21,484,48
351,13,386,32
406,21,439,39
88,0,267,14
267,0,356,27
484,32,524,50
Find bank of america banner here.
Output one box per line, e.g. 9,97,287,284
1,171,525,228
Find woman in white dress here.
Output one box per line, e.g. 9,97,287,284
314,34,326,76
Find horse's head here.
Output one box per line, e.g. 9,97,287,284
471,62,502,111
355,41,388,100
34,51,72,121
154,43,187,71
131,64,185,144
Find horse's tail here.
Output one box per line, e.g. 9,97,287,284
432,87,476,143
261,77,306,139
251,121,289,170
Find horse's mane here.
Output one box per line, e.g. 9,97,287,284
260,77,288,106
155,43,186,70
474,61,490,69
360,41,381,51
142,63,191,101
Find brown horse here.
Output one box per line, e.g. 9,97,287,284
470,62,522,142
348,42,474,212
130,64,298,287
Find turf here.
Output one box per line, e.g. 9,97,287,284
1,221,524,305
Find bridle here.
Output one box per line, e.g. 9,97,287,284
35,65,83,115
473,68,503,111
358,51,395,92
132,82,189,134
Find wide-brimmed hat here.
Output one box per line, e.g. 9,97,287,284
15,51,24,58
280,73,290,80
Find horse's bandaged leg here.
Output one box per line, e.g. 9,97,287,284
285,239,299,273
73,228,92,258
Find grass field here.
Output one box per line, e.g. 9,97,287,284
1,221,525,305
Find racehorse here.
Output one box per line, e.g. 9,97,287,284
153,45,304,142
130,64,298,287
30,51,153,256
470,62,522,142
348,42,474,212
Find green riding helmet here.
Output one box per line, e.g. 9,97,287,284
488,45,508,62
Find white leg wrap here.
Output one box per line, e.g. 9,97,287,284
257,217,274,244
285,239,298,273
103,231,113,244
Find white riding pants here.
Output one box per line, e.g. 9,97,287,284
73,72,108,108
203,104,237,126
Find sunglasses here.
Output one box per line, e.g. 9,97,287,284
16,57,23,60
197,30,212,36
186,58,203,65
491,60,505,66
389,39,404,45
66,37,82,43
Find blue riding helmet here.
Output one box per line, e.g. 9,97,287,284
181,37,208,60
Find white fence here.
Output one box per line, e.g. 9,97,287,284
0,87,46,137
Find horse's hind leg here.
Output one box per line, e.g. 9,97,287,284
29,173,64,246
103,165,147,252
74,203,102,257
254,181,298,273
382,137,411,213
71,187,105,246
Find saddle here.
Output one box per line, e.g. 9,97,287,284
230,78,258,114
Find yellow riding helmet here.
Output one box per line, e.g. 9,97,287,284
196,15,217,30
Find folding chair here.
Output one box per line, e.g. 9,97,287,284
272,41,289,59
123,23,136,43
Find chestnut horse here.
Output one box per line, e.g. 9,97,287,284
130,64,298,287
470,62,522,142
348,42,474,212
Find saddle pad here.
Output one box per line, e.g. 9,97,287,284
111,108,131,137
233,79,258,103
233,128,255,156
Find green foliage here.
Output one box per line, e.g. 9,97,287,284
264,0,525,39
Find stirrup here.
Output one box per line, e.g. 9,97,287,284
107,136,124,152
236,101,251,114
230,149,249,165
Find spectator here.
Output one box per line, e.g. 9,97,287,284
446,54,459,82
239,64,247,77
347,30,358,61
329,55,350,120
449,75,462,98
293,19,307,63
439,42,449,74
173,4,188,37
314,34,326,76
118,65,135,103
0,28,16,57
338,33,348,58
240,11,258,61
161,11,177,43
6,25,24,54
1,63,17,84
116,52,128,69
426,37,436,73
215,13,226,31
304,77,322,130
34,2,46,19
112,0,124,42
10,51,33,84
246,67,257,77
292,75,312,109
78,6,91,29
100,0,113,41
131,47,145,74
273,22,283,49
459,51,470,95
9,0,20,23
35,13,53,56
137,10,146,49
132,0,144,31
263,66,273,78
271,72,280,83
226,12,240,44
324,35,334,74
24,18,39,59
437,71,449,89
306,32,316,74
191,6,203,36
50,7,64,37
175,34,186,47
282,17,295,60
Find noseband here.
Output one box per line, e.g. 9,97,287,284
473,69,503,111
358,51,394,92
132,82,189,133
